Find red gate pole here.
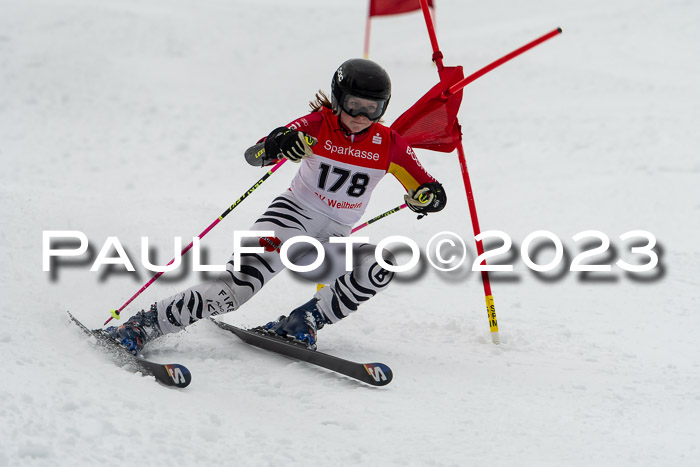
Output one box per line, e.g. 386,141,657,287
418,0,499,343
456,142,499,343
443,28,563,98
363,2,371,58
417,1,562,343
418,0,445,74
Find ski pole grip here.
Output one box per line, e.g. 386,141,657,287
303,134,318,147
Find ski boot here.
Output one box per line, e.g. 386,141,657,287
263,298,330,350
105,304,162,356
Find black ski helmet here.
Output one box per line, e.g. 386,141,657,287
331,58,391,121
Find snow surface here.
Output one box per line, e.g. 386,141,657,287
2,0,699,465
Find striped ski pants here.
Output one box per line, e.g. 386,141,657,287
153,190,395,335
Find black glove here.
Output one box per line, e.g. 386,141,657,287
404,182,447,217
264,127,315,163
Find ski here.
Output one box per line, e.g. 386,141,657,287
67,311,191,388
210,318,393,387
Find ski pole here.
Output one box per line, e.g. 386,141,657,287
103,139,309,326
315,203,408,292
351,203,407,234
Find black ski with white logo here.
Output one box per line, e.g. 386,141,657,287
210,318,393,387
68,311,191,388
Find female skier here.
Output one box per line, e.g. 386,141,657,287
107,58,446,353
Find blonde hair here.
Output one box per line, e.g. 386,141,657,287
309,90,333,112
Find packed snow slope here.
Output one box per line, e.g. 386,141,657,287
1,0,699,465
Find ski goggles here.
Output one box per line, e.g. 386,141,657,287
340,94,388,121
